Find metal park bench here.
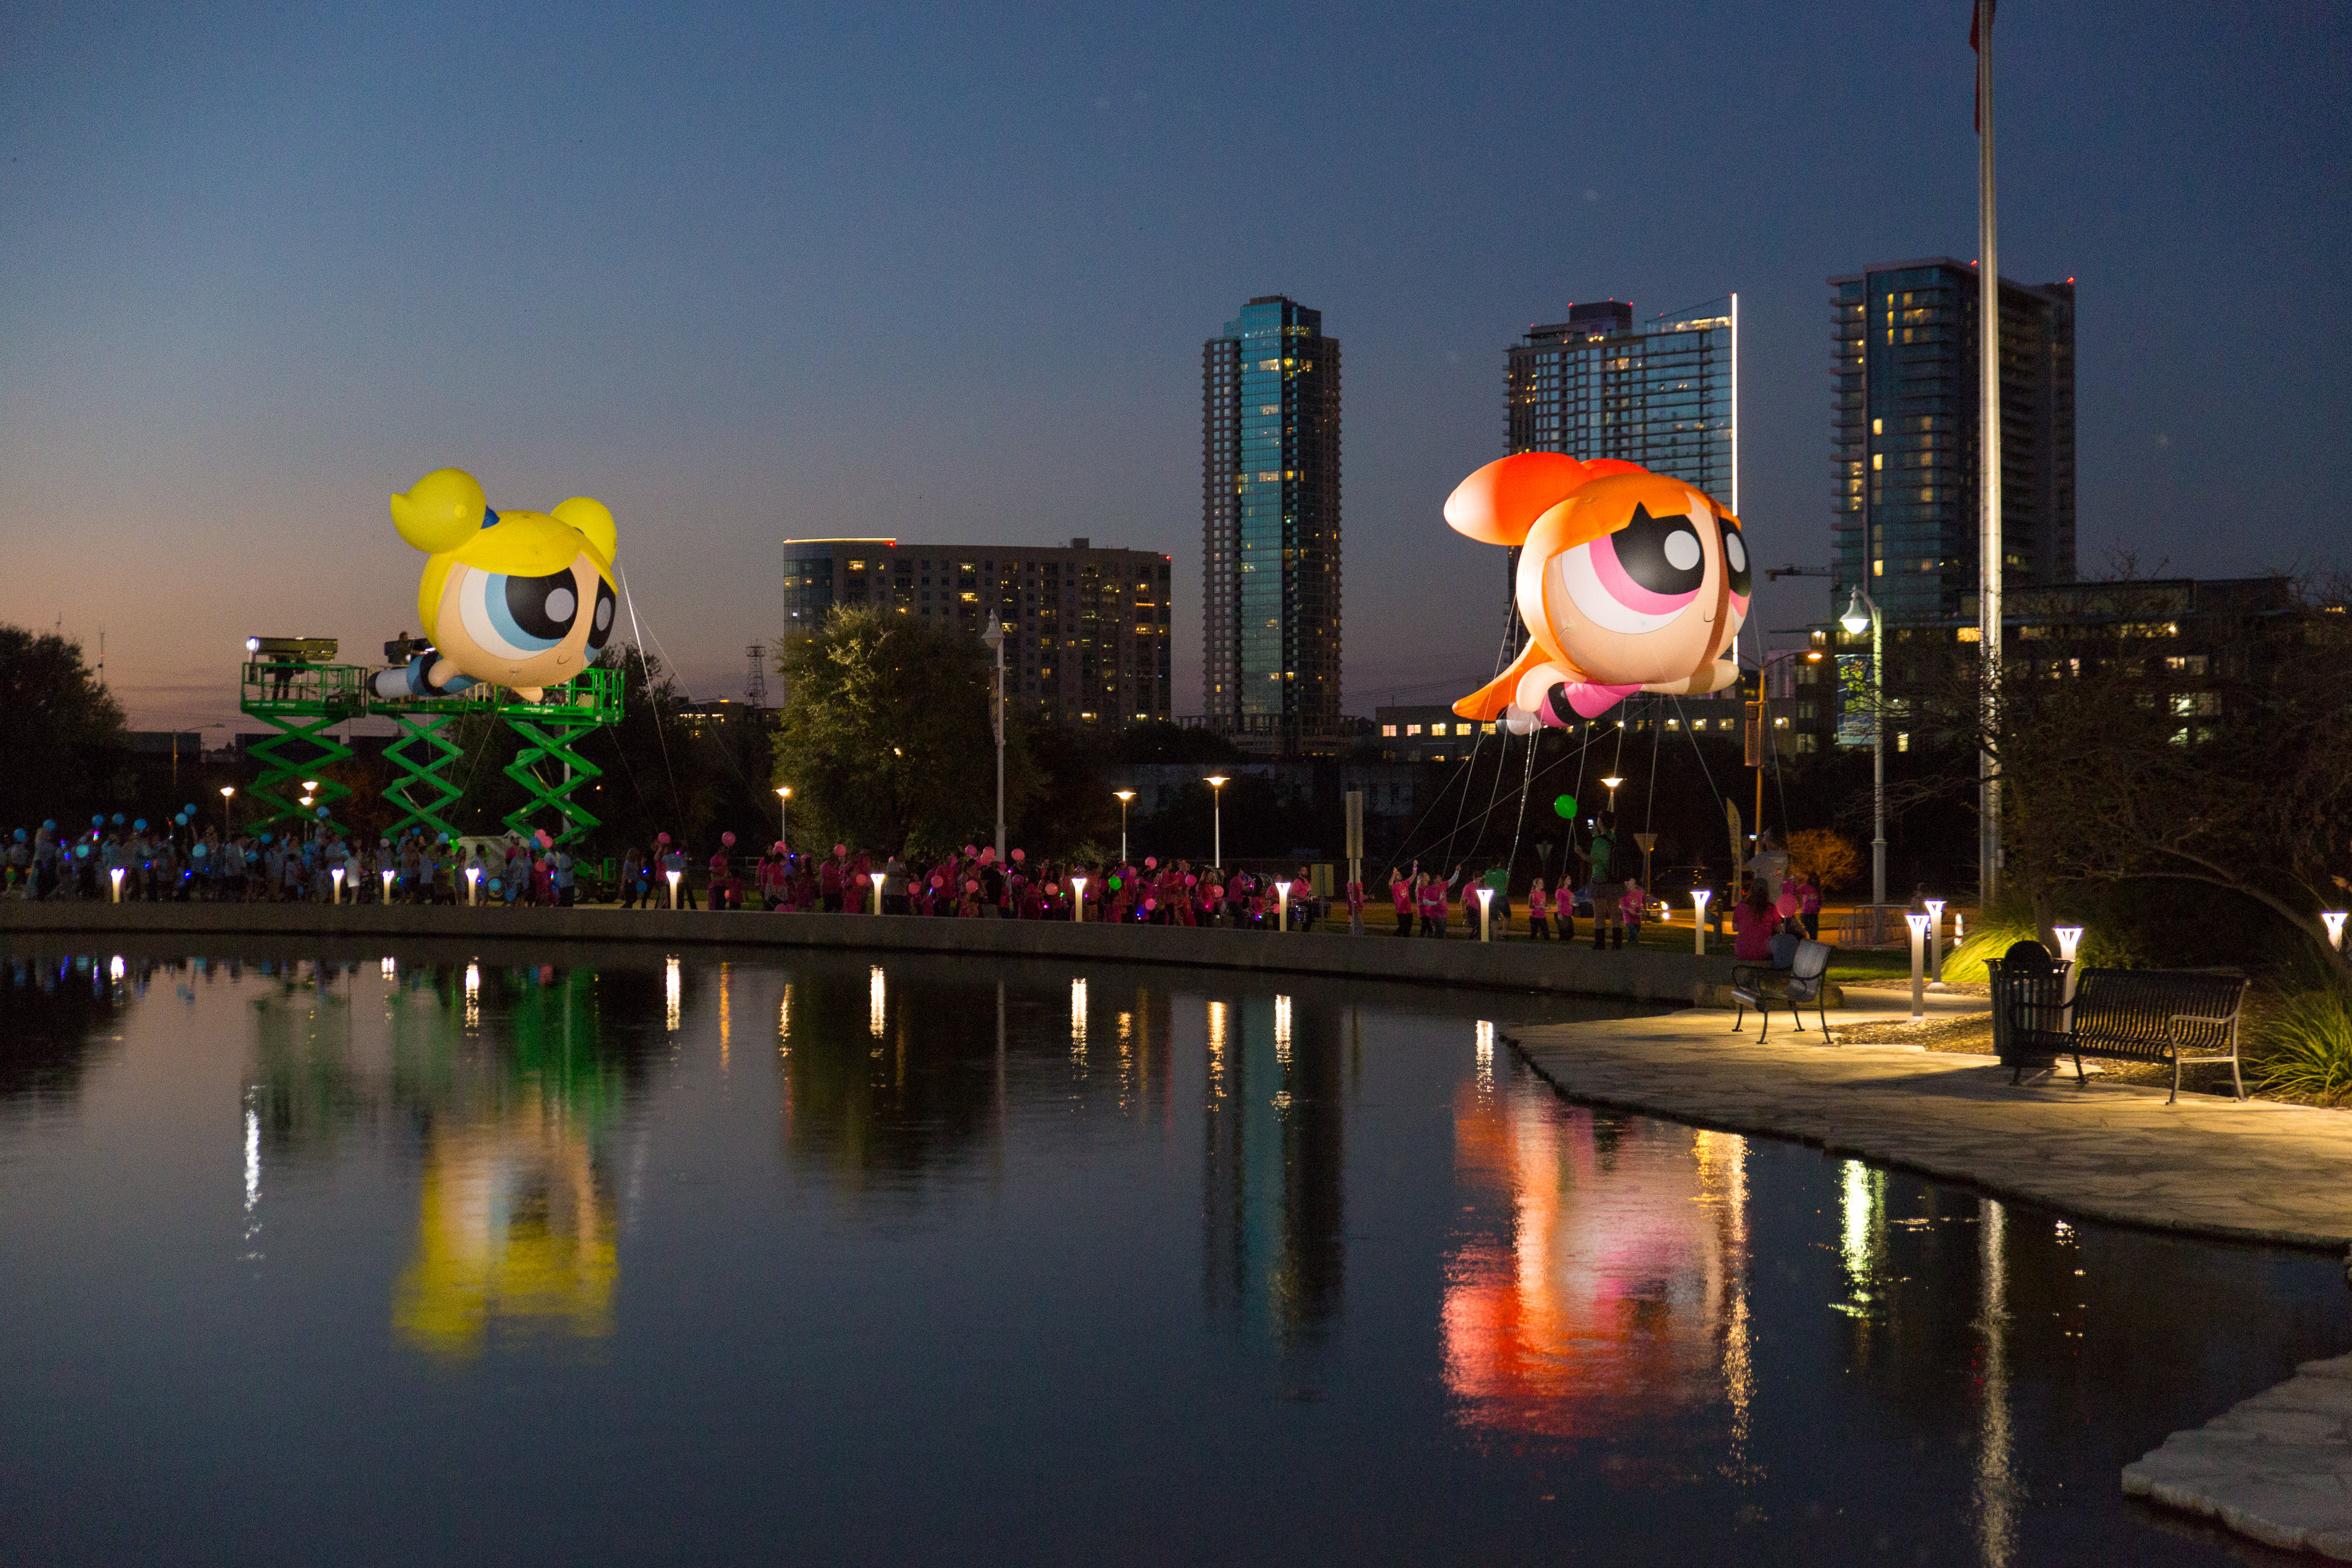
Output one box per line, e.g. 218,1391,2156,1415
1729,939,1836,1044
2004,965,2249,1104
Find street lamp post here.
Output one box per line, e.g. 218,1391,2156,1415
1601,775,1623,814
1205,775,1229,872
219,785,235,832
1840,587,1888,917
775,785,790,854
981,613,1007,863
1114,790,1135,865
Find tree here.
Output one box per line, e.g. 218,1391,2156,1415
0,625,128,830
1895,577,2352,963
1785,828,1861,892
773,608,1039,857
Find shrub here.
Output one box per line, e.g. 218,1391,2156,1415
2251,985,2352,1104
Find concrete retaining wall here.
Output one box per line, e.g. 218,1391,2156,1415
0,901,1728,1004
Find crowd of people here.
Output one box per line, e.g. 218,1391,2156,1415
1,815,582,906
2,810,1823,946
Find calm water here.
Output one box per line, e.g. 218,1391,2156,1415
1,941,2344,1566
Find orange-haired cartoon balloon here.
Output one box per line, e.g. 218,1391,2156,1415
372,469,619,704
1446,453,1748,724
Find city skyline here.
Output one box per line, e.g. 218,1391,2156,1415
2,2,2343,734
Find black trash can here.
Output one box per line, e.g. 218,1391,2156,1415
1989,939,2073,1078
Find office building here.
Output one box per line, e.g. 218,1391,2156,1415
1782,576,2290,755
1201,295,1342,738
779,538,1172,728
1831,259,2075,624
1505,297,1737,502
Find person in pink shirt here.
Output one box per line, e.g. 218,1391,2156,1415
1731,881,1777,962
1526,877,1552,940
1618,881,1647,945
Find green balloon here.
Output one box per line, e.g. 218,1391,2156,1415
1552,794,1578,820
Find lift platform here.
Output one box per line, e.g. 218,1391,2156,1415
236,656,623,848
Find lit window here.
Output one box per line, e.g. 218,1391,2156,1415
1381,724,1397,737
1404,724,1421,736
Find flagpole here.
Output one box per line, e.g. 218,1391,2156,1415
1976,0,2003,907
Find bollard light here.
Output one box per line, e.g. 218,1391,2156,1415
465,865,481,906
1275,880,1291,933
1476,884,1495,942
1925,898,1947,987
109,867,124,903
331,866,345,904
1070,875,1087,922
2324,911,2348,952
380,868,395,902
1691,890,1712,955
1906,912,1932,1022
2053,925,2084,964
666,868,681,910
870,870,886,915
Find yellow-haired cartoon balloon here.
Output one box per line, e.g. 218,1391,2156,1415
1446,453,1747,725
373,469,619,704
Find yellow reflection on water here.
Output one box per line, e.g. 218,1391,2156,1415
1836,1159,1887,1320
664,957,681,1032
1070,978,1088,1062
1976,1199,2016,1567
868,965,886,1038
392,1098,617,1357
1206,1000,1228,1095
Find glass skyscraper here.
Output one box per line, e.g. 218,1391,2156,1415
1830,259,2075,624
1201,296,1342,733
1504,296,1737,503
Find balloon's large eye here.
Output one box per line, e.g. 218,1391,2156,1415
457,567,576,660
1720,518,1751,600
1552,503,1706,634
585,579,617,652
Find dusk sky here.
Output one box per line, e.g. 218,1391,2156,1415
4,1,2345,734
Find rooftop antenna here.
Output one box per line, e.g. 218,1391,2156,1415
744,642,769,706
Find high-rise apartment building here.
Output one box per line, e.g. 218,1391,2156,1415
1201,296,1342,735
1831,259,2075,623
1505,297,1737,502
779,538,1171,727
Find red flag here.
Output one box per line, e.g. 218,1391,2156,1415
1970,0,1995,133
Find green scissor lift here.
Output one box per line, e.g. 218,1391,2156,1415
238,659,623,848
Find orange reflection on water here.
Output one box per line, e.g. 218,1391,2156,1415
1443,1081,1753,1446
392,1096,617,1357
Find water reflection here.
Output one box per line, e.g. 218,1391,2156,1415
384,967,647,1355
1444,1045,1748,1447
239,962,660,1355
1202,995,1344,1342
0,956,129,1109
5,944,2347,1566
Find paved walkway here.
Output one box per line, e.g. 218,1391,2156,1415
2124,1353,2352,1560
1504,1011,2352,1251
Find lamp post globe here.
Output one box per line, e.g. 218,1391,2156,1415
1113,790,1135,865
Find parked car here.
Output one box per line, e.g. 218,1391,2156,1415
1645,863,1723,920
